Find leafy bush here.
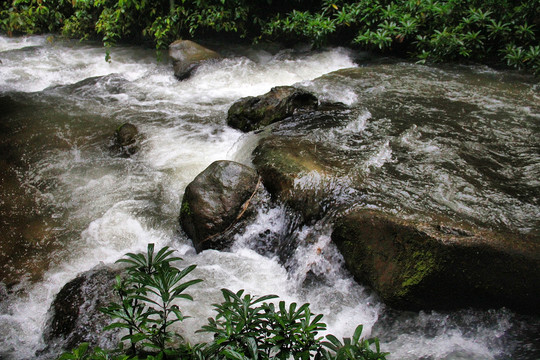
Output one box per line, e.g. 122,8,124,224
199,289,328,359
100,244,202,354
1,0,538,74
263,0,540,74
0,0,72,36
57,244,389,360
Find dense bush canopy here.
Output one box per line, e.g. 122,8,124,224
1,0,539,73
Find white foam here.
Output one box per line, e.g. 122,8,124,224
0,34,47,51
363,140,394,171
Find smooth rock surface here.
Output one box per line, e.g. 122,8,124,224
180,160,260,252
332,210,540,314
169,39,221,80
227,86,318,132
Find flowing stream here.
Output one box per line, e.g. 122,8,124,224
0,35,539,360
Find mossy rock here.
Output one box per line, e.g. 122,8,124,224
252,136,336,221
111,123,139,156
227,86,318,132
332,210,540,314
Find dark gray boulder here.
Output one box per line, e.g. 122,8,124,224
180,160,261,252
332,209,540,314
112,123,139,156
227,86,319,132
169,40,221,80
42,265,121,355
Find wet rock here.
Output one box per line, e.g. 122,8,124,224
169,40,221,80
227,86,319,132
180,160,261,252
252,136,335,220
332,210,540,314
249,102,354,221
42,265,121,354
111,123,139,156
45,73,129,97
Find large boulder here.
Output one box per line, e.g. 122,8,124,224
227,86,318,132
180,160,261,252
41,265,121,355
331,210,540,314
250,102,355,221
169,40,221,80
252,136,335,220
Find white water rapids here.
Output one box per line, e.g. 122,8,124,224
0,35,538,359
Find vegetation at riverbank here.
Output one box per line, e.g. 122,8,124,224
57,244,388,360
1,0,539,74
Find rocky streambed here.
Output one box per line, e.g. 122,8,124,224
180,67,540,314
1,36,539,359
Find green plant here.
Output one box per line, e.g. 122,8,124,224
57,343,93,360
0,0,71,36
199,288,384,360
321,325,388,360
2,0,539,74
199,289,280,359
57,245,389,360
264,301,327,359
199,288,387,360
100,244,202,355
57,342,128,360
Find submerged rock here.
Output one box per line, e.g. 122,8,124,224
42,265,121,355
169,40,221,80
250,103,354,221
180,160,261,252
227,86,318,132
332,210,540,314
252,136,336,221
111,122,139,156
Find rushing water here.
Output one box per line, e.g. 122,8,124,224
0,35,538,359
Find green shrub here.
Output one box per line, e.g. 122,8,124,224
1,0,538,74
57,244,389,360
100,244,202,354
0,0,71,36
263,0,540,75
199,289,328,359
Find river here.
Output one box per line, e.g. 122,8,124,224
0,35,538,359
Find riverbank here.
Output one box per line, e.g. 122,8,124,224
1,0,539,76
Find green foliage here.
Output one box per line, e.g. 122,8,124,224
198,288,387,360
57,342,130,360
0,0,72,36
56,244,388,360
321,325,388,360
263,0,540,75
1,0,538,74
263,10,337,47
100,243,202,354
199,289,328,359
